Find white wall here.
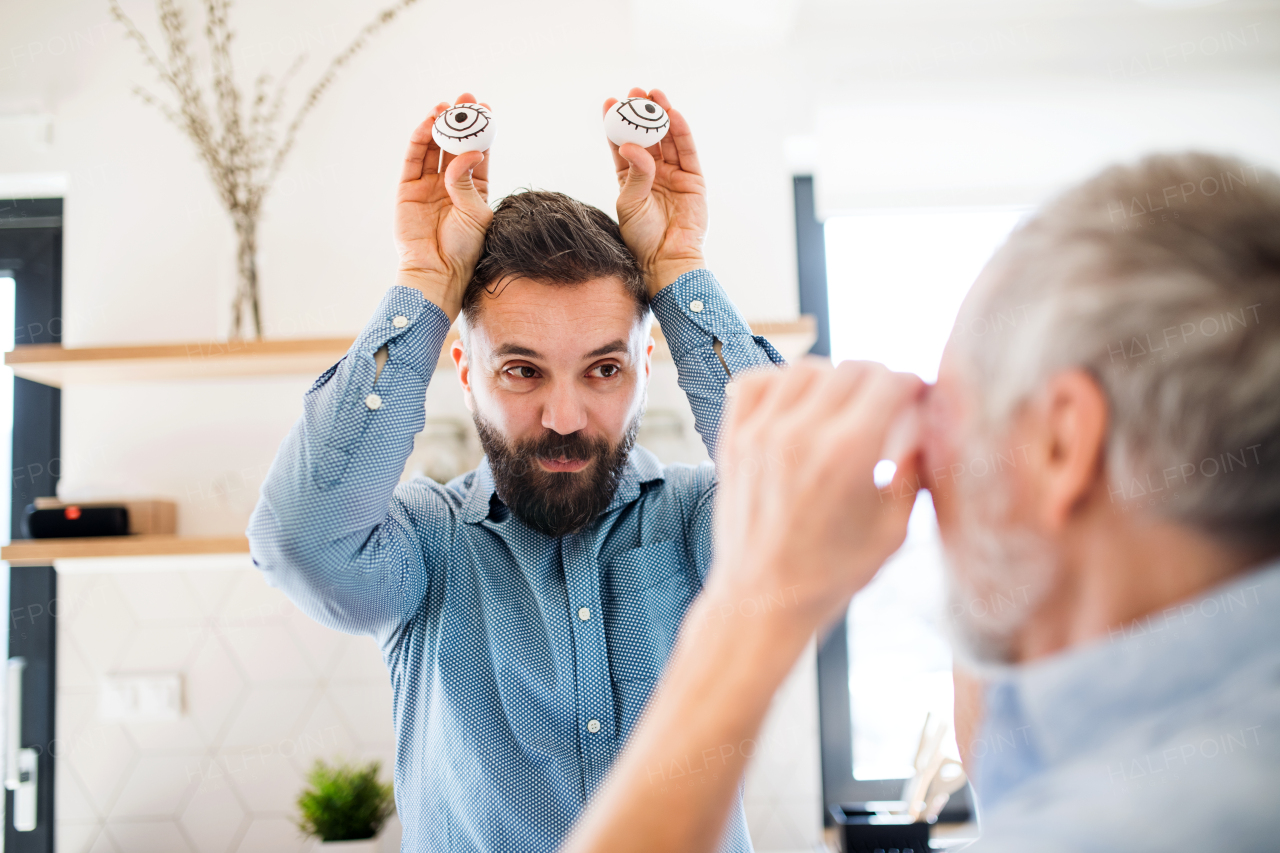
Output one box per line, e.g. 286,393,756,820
0,0,800,347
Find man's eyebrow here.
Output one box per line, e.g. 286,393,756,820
584,339,629,359
493,343,542,358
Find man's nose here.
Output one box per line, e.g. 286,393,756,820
541,381,589,435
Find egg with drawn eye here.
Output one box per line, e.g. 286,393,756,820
432,103,495,155
604,97,670,148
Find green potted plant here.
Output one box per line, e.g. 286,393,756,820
296,758,395,850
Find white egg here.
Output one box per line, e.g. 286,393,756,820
604,97,670,148
432,103,495,155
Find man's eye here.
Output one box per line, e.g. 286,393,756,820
595,364,619,378
508,366,538,379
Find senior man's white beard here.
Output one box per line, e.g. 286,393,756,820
941,436,1060,667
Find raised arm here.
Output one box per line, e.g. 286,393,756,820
607,88,783,462
562,361,925,853
247,94,493,645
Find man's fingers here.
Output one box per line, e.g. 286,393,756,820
763,361,865,458
402,103,450,182
725,371,775,429
646,90,702,177
887,444,923,508
616,142,656,205
400,116,433,183
647,89,679,163
757,360,827,423
726,363,826,477
646,88,673,111
444,150,490,220
665,108,702,177
721,371,780,482
658,131,679,167
818,361,876,416
821,370,926,481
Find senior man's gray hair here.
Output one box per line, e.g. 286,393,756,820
955,152,1280,553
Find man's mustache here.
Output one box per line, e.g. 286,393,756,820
513,431,609,465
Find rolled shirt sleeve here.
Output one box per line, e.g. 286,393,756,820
247,286,454,646
649,269,786,462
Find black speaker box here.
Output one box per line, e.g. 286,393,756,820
829,805,931,853
21,504,131,538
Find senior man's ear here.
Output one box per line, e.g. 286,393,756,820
1035,368,1109,531
451,337,475,413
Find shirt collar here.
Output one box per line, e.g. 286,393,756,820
990,557,1280,768
459,445,667,525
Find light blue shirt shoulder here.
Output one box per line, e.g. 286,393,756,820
972,560,1280,853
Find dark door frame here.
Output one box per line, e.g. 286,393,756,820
2,196,63,852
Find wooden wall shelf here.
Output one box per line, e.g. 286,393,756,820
5,317,817,387
2,535,249,566
6,337,357,387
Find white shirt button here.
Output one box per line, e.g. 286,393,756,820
364,393,382,410
587,719,601,733
578,607,590,621
391,315,408,328
689,299,704,313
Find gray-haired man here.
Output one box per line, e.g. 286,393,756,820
561,152,1280,853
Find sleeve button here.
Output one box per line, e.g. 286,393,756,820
587,719,601,733
689,300,704,313
365,393,382,410
391,315,408,328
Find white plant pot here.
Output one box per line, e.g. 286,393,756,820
315,838,379,852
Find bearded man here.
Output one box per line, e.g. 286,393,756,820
247,89,778,852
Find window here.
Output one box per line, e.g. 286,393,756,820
813,204,1027,806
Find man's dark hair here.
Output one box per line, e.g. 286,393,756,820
461,189,648,328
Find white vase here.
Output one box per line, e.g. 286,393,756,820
315,838,379,852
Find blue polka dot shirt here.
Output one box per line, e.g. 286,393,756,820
248,270,784,851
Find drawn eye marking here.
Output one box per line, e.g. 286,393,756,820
603,96,671,147
432,103,495,154
617,97,668,130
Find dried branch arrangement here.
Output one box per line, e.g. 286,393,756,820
109,0,423,338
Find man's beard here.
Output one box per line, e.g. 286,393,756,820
942,433,1059,667
473,412,641,538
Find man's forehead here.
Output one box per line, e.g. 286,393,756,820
470,276,647,356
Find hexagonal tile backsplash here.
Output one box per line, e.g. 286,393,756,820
55,569,402,853
54,565,821,852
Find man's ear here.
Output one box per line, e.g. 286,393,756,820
451,338,475,413
1034,368,1109,531
644,335,655,384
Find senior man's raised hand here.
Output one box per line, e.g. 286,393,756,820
393,93,494,320
712,359,926,635
605,88,708,297
563,360,925,853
